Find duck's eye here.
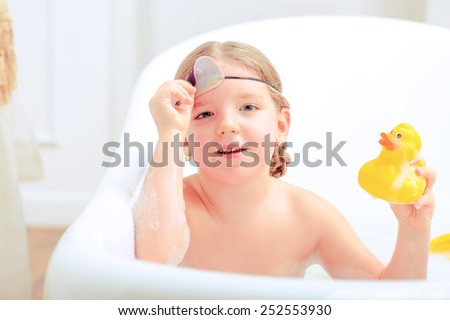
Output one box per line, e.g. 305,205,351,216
396,133,402,139
240,104,257,111
195,111,214,120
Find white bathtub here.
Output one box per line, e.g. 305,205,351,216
44,16,450,299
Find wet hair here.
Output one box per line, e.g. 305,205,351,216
175,41,291,178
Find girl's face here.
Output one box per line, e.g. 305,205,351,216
186,61,290,183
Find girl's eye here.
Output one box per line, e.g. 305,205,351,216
240,104,257,111
195,111,214,120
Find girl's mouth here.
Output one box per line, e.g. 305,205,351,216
215,145,248,158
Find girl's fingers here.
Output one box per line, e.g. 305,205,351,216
415,166,436,193
175,79,197,95
165,86,191,108
171,90,192,108
149,80,197,133
171,82,195,107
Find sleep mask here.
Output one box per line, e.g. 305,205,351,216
186,56,280,96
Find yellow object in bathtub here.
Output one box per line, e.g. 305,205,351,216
430,233,450,260
358,123,426,203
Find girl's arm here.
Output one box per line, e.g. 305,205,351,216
134,80,195,265
378,222,430,279
317,166,436,279
380,166,436,279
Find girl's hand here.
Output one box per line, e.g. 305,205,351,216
149,80,196,136
390,166,437,230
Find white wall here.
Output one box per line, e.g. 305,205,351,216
6,0,448,227
426,0,450,28
10,0,112,226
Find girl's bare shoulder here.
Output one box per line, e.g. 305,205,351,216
278,179,343,222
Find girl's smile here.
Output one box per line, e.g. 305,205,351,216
215,143,249,158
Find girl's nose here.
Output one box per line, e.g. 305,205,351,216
216,114,240,136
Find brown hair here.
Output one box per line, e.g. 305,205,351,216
175,41,291,178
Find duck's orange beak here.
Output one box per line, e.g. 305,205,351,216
379,132,398,150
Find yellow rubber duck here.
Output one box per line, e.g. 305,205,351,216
430,233,450,260
358,123,426,203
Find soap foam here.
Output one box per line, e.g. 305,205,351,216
273,252,325,278
167,225,191,265
133,182,160,234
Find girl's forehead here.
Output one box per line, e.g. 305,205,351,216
193,79,274,107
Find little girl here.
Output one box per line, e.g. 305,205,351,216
133,41,436,279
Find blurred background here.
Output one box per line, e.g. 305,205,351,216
3,0,450,299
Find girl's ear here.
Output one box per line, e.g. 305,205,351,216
277,107,290,142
